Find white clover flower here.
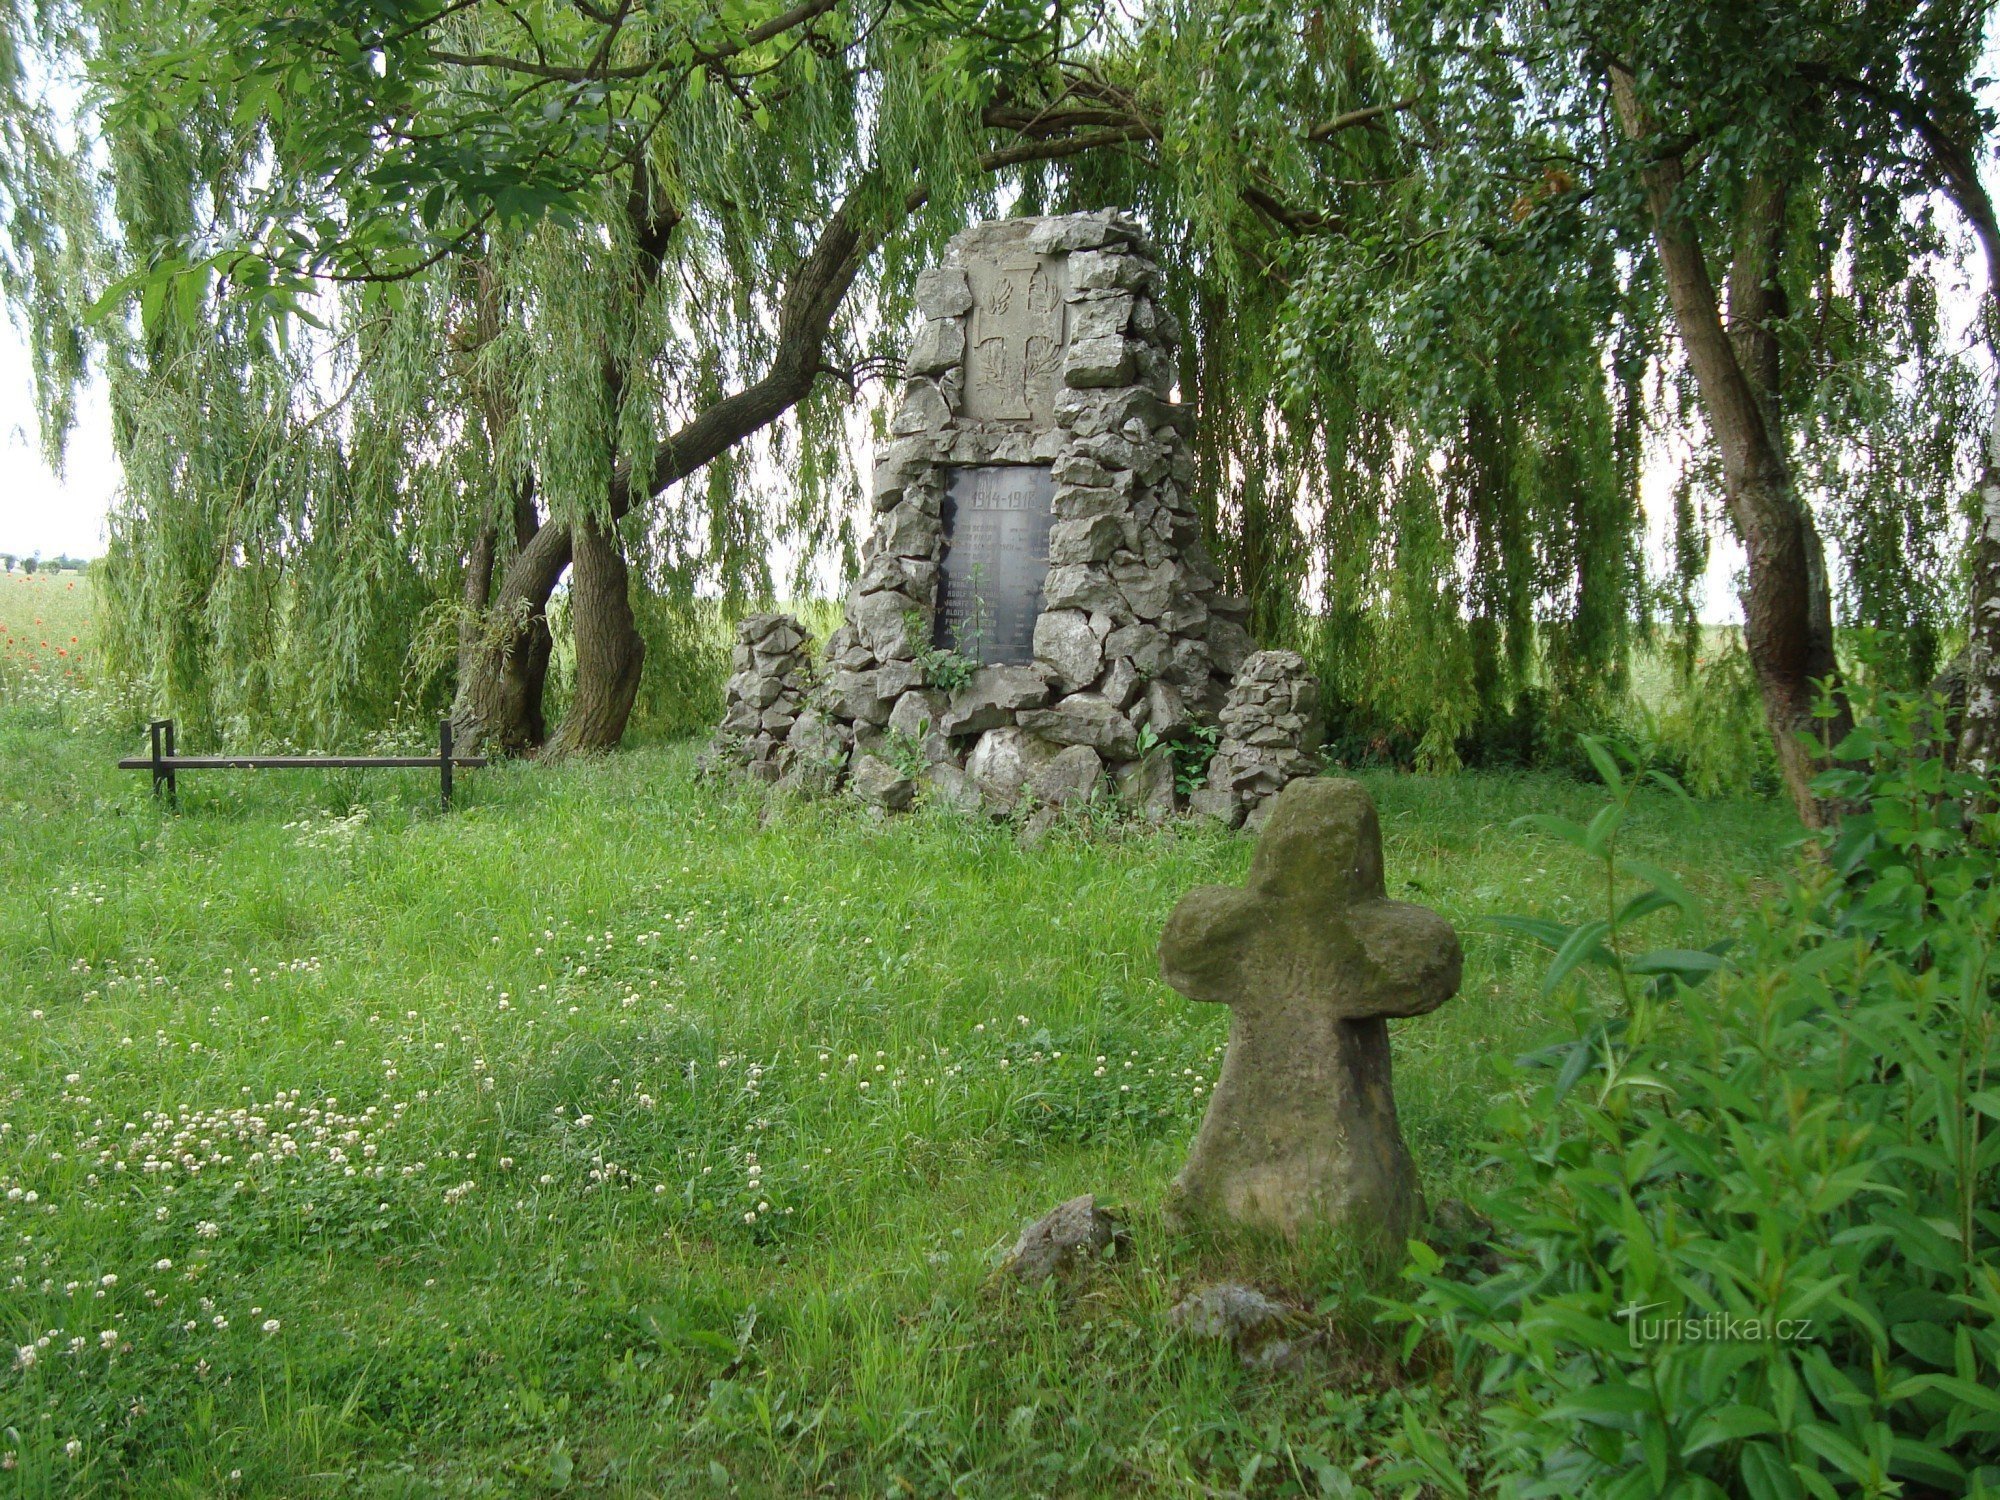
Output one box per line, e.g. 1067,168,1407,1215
14,1345,35,1369
261,1319,280,1334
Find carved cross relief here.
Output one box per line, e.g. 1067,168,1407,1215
962,256,1068,424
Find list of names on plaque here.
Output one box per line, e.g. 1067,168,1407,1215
937,465,1055,665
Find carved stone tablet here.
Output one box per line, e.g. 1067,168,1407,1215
937,465,1055,665
961,246,1068,425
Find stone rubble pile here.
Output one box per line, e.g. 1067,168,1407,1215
698,613,818,784
1187,649,1325,830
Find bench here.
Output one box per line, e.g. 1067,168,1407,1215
120,719,488,811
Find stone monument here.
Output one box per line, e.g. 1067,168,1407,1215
700,209,1328,829
1157,777,1461,1242
815,210,1247,816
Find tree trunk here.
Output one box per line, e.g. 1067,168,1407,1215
454,608,553,753
1926,126,2000,782
1958,388,2000,778
453,478,560,755
1610,68,1847,826
547,517,645,755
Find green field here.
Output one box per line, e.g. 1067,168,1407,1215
0,574,1802,1496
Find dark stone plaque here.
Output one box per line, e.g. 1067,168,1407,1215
936,465,1055,665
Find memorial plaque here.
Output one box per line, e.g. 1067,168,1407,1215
936,465,1055,665
962,253,1068,425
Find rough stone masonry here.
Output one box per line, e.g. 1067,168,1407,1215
1158,777,1462,1243
705,210,1325,827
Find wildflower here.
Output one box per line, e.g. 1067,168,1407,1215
261,1319,280,1335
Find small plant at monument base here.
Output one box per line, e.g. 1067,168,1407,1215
904,606,982,695
882,725,929,781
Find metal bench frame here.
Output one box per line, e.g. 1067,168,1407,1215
120,719,487,811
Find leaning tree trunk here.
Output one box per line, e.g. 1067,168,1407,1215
454,596,555,754
547,517,645,756
452,481,564,755
1610,70,1848,827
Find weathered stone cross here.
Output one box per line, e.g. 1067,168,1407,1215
1158,776,1462,1243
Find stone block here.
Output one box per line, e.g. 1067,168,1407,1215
923,758,983,814
1017,692,1139,758
891,379,951,435
966,726,1061,811
1068,250,1164,295
1041,564,1126,614
1115,746,1179,823
907,318,966,376
887,688,945,741
878,502,942,560
1104,621,1171,675
850,754,916,813
1048,515,1123,566
851,589,921,661
1208,616,1256,677
940,663,1055,737
1033,608,1104,691
1070,291,1135,341
1027,744,1104,808
1063,336,1137,388
1027,214,1128,255
915,265,974,318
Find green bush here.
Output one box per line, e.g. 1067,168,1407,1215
1385,689,2000,1499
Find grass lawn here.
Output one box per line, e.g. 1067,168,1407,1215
0,575,1804,1496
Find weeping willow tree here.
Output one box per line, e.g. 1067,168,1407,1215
7,0,1101,750
3,0,1988,789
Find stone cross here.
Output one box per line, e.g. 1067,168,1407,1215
1158,776,1461,1243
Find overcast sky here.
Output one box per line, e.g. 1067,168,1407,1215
0,325,117,559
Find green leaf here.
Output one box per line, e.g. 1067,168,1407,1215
1616,858,1698,916
1584,800,1626,856
1547,1381,1655,1424
1625,948,1725,981
1580,734,1624,793
1615,888,1679,927
1687,1405,1780,1455
1739,1441,1803,1500
1471,913,1573,950
1793,1422,1876,1484
1541,919,1611,996
1514,812,1592,848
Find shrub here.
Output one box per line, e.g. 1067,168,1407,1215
1384,688,2000,1499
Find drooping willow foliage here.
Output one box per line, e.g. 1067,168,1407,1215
31,0,1020,746
2,0,1989,773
